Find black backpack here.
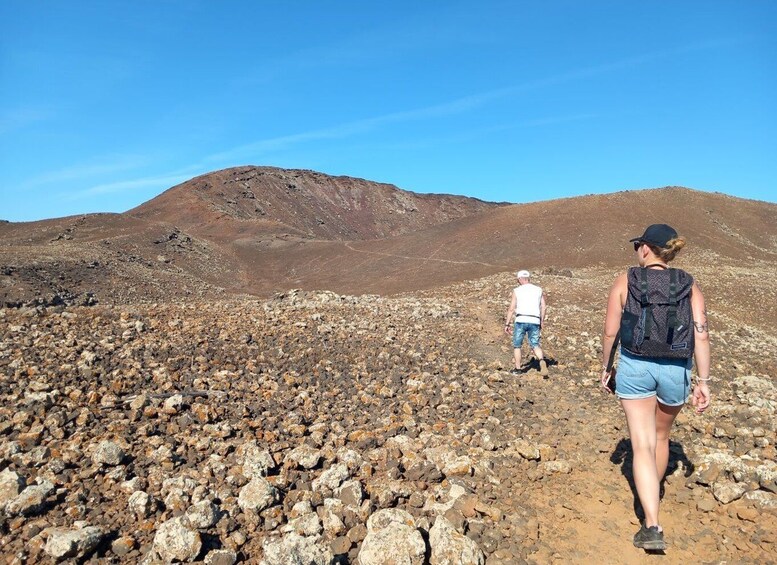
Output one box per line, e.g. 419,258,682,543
620,266,695,359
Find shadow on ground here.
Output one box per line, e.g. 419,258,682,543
610,437,695,522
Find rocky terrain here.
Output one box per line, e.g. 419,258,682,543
1,168,775,562
1,254,775,563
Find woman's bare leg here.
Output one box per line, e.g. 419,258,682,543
621,396,661,527
655,402,683,481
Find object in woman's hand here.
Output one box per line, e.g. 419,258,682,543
603,369,616,394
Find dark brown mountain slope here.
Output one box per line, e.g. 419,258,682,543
1,168,775,307
128,166,503,241
231,187,777,295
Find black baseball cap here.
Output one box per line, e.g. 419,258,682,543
629,224,678,248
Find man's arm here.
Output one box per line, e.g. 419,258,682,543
504,292,516,331
540,294,547,327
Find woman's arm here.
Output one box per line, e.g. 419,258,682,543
601,273,627,369
690,281,711,413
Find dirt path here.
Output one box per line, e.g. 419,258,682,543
458,296,775,564
483,365,772,564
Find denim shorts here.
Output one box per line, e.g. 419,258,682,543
513,322,541,348
615,348,692,406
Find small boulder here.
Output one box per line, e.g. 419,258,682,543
44,526,104,561
238,477,278,513
357,508,426,565
92,440,125,466
429,516,485,565
152,516,202,563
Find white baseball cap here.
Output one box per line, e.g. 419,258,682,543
516,270,531,278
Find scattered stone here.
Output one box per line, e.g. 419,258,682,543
44,526,103,561
186,500,220,529
152,516,202,563
260,533,333,565
205,549,238,565
712,481,748,504
238,477,279,512
358,509,426,565
92,440,125,466
0,468,25,508
429,515,485,565
287,444,322,469
5,479,55,516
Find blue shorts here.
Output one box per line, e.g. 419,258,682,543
615,348,692,406
513,322,541,348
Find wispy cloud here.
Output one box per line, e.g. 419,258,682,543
21,154,151,189
67,169,199,200
0,107,50,135
208,40,732,166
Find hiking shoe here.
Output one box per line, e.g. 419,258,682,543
633,524,666,550
509,368,522,375
539,359,548,377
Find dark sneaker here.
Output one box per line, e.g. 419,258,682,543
509,368,522,375
539,359,548,377
633,524,665,550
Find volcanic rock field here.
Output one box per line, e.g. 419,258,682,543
1,168,776,563
1,263,776,564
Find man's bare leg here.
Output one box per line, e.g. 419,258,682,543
533,346,548,376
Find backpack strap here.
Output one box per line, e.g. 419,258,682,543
667,268,678,344
640,268,652,339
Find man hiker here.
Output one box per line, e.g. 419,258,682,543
504,270,548,377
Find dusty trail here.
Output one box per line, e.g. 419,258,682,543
470,361,769,564
344,242,511,269
456,285,775,564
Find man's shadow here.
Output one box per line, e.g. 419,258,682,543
524,354,558,372
610,438,694,523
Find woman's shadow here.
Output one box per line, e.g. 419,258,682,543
610,438,694,524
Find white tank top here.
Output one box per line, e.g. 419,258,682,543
514,283,543,324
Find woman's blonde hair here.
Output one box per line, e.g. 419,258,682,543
647,236,686,262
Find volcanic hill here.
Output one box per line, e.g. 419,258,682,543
0,165,775,305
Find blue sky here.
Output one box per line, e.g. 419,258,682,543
1,1,775,222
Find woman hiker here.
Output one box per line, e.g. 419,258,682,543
600,224,711,551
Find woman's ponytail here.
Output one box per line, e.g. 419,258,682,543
658,236,686,262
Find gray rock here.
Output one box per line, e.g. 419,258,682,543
336,479,364,507
429,515,485,565
510,439,541,461
186,500,220,529
0,468,25,509
238,477,278,512
357,508,426,565
288,512,323,536
313,463,349,492
320,498,346,537
163,394,184,414
5,479,55,516
236,441,276,478
260,533,333,565
152,516,202,563
286,444,322,470
540,460,572,474
92,440,125,466
205,549,238,565
44,525,104,561
128,490,154,518
712,481,748,504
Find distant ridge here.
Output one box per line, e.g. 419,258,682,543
128,166,503,241
0,166,775,304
